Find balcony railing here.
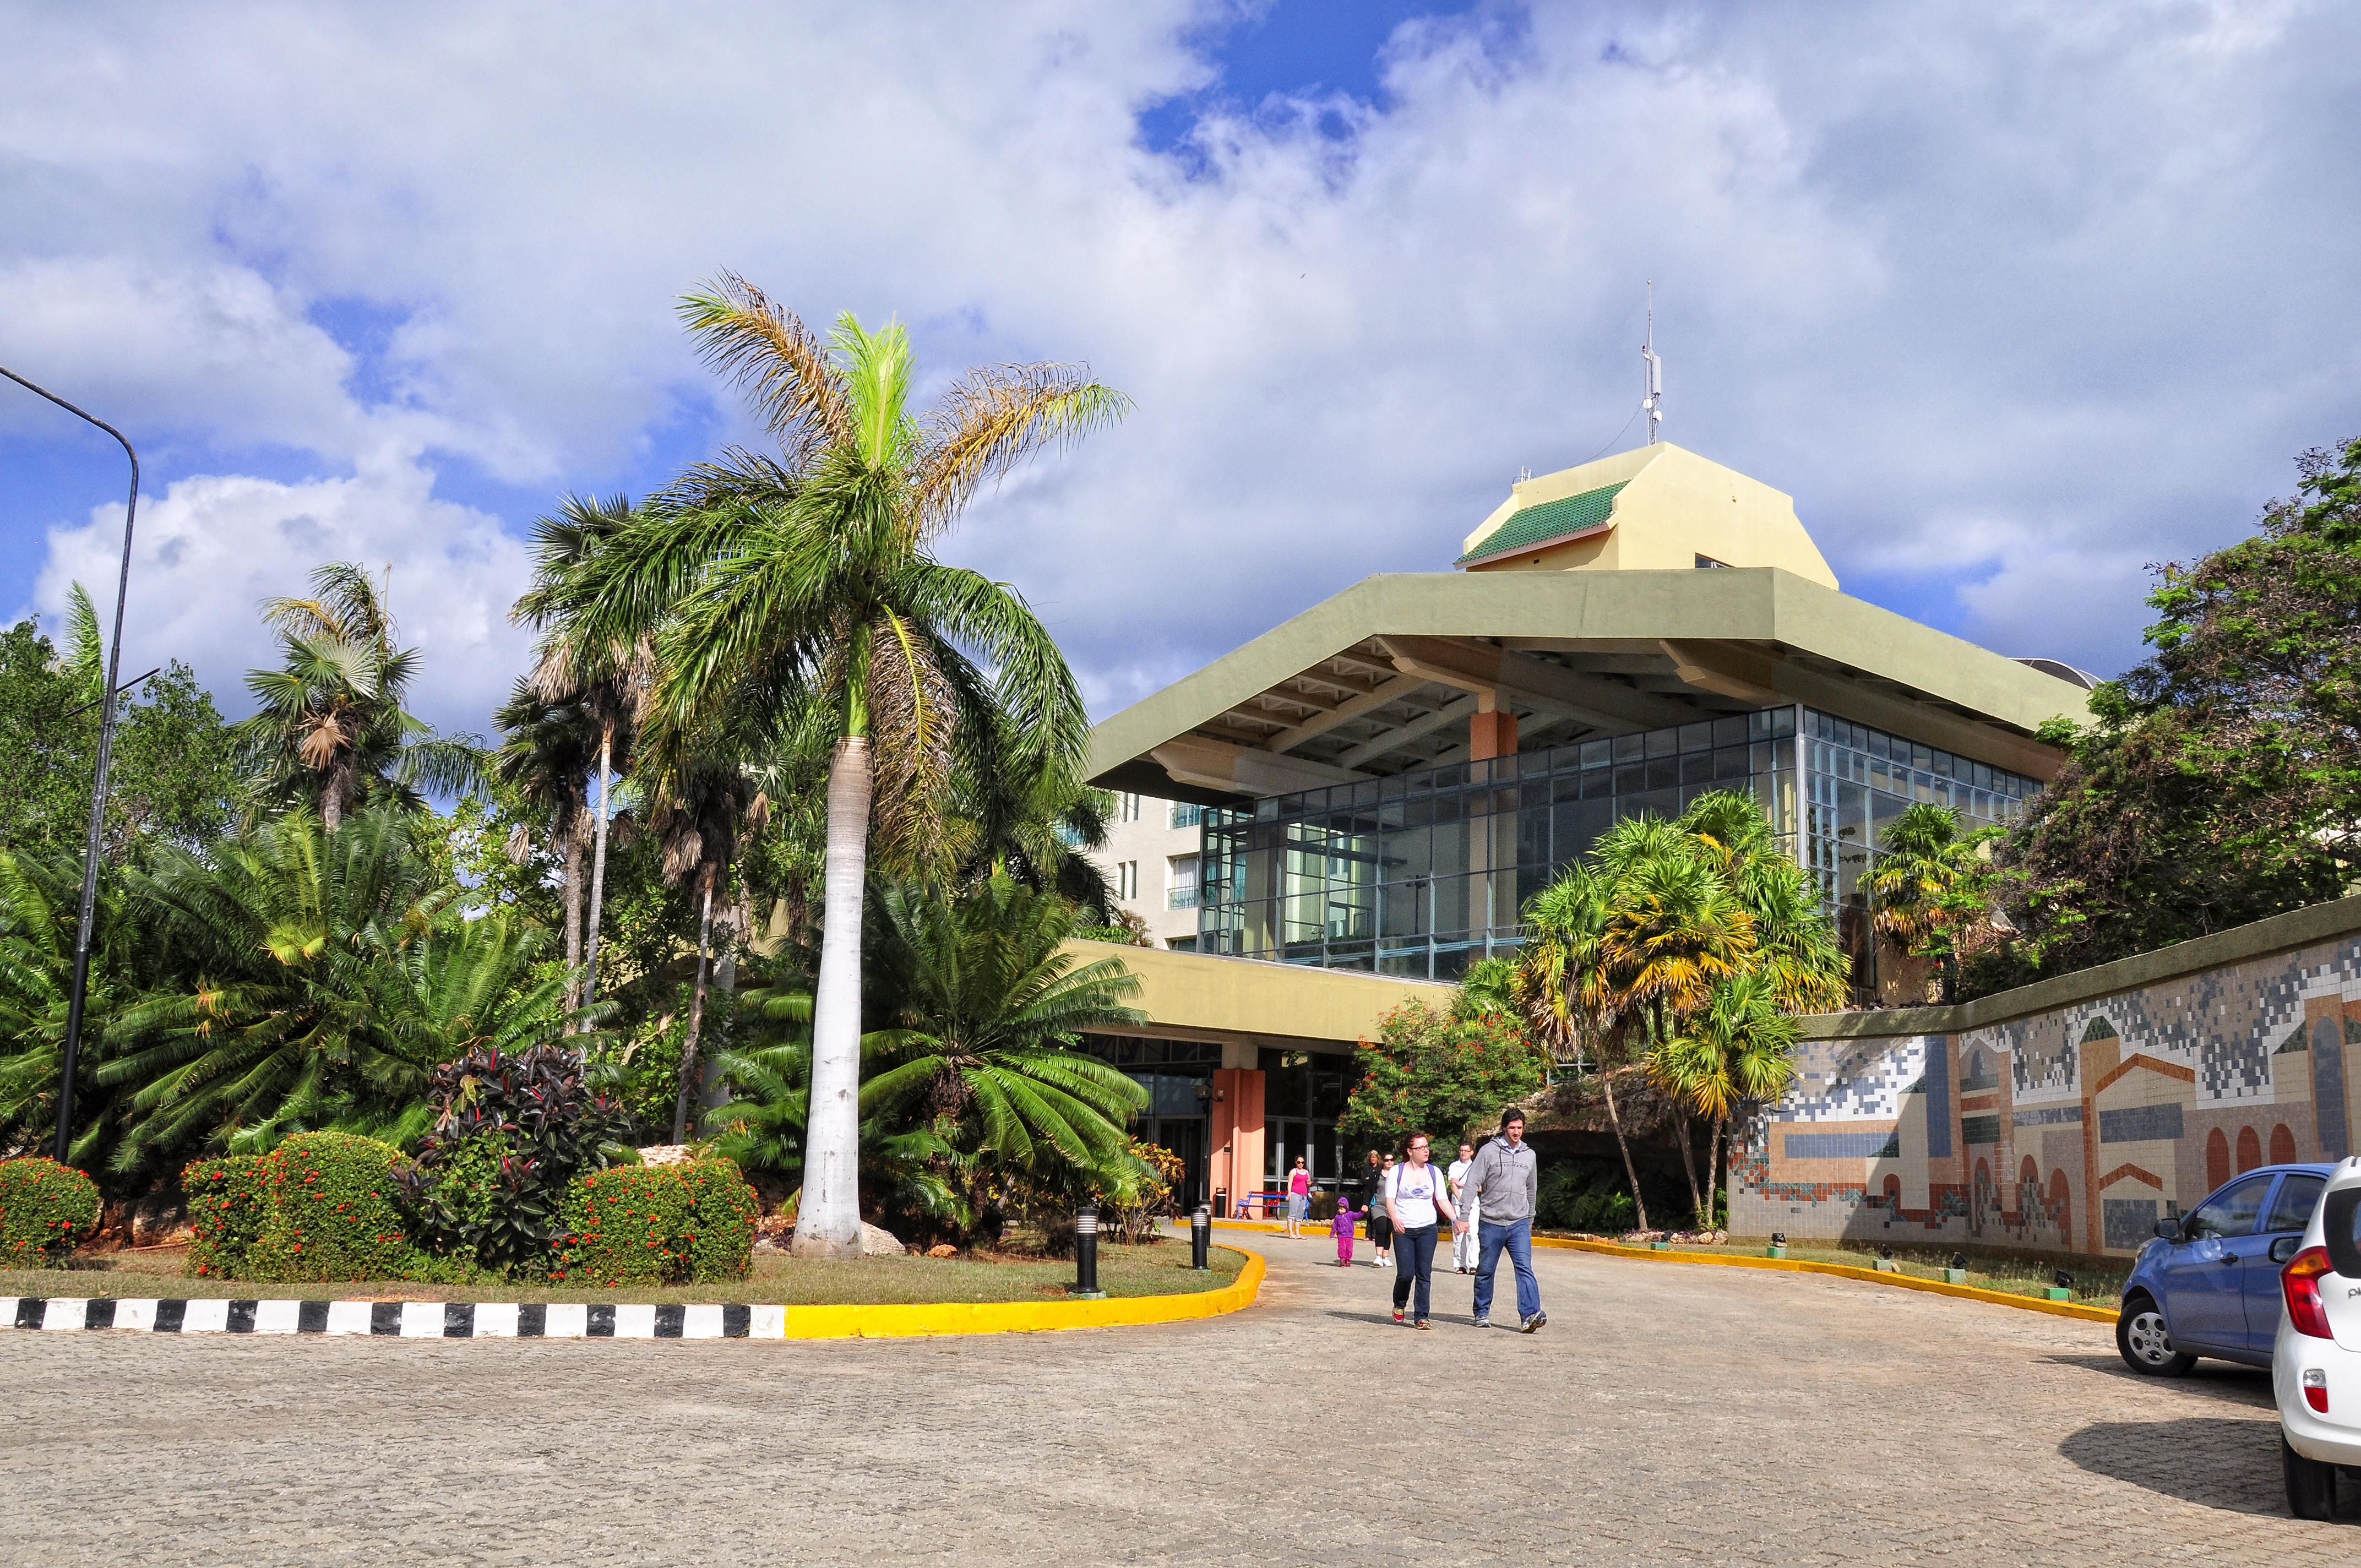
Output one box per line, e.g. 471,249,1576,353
1167,886,1199,910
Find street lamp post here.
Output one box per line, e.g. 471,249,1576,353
1,365,140,1168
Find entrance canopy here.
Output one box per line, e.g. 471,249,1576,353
1086,567,2092,804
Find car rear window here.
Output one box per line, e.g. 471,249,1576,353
2264,1174,2326,1234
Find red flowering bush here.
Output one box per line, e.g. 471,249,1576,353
0,1156,101,1267
240,1131,427,1283
1340,1000,1547,1157
182,1153,266,1277
554,1158,756,1288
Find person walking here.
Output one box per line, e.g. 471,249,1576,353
1283,1156,1313,1238
1455,1107,1544,1332
1368,1151,1397,1268
1446,1141,1479,1273
1358,1148,1384,1266
1330,1195,1364,1266
1384,1132,1456,1329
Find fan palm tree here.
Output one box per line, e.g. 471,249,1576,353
513,497,650,1017
1514,863,1650,1230
862,874,1149,1218
1864,802,1997,1003
232,562,485,830
545,275,1127,1256
492,677,600,1013
1650,970,1798,1229
1678,790,1849,1013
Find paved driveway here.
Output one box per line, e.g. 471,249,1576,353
1,1235,2348,1564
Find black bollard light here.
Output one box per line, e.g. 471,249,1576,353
1190,1204,1211,1271
1074,1204,1106,1299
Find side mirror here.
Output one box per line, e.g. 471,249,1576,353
2153,1218,2184,1243
2270,1235,2301,1265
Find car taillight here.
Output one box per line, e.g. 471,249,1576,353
2283,1246,2336,1340
2302,1368,2329,1414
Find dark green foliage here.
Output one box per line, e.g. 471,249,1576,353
241,1131,423,1283
0,594,237,861
1341,1001,1547,1156
1987,437,2361,988
554,1159,757,1287
182,1153,266,1278
0,1155,100,1266
1536,1162,1635,1234
394,1042,629,1272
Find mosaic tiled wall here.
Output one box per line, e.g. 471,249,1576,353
1729,928,2361,1256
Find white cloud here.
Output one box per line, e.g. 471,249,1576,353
32,455,534,736
3,0,2357,727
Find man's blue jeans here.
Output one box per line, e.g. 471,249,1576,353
1471,1217,1540,1322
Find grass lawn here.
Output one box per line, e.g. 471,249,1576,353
2,1242,1244,1308
1548,1233,2129,1307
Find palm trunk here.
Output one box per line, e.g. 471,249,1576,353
1598,1070,1650,1233
793,736,872,1259
1672,1107,1705,1231
581,723,614,1012
561,816,586,1025
671,863,717,1145
1703,1113,1726,1233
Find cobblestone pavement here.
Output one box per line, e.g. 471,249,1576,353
2,1235,2353,1565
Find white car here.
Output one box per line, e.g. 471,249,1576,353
2275,1155,2361,1520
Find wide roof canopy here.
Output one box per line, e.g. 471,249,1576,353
1086,568,2091,805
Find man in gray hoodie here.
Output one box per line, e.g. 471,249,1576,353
1454,1106,1544,1332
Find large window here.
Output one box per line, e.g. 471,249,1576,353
1167,853,1200,910
1199,708,1798,979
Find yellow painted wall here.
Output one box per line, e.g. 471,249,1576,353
1062,940,1455,1049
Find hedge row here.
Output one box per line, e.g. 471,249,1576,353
0,1156,101,1268
555,1159,758,1288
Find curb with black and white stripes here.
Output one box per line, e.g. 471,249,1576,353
4,1295,781,1340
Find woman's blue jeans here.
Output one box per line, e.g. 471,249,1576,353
1391,1223,1439,1319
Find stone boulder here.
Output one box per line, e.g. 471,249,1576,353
859,1222,906,1256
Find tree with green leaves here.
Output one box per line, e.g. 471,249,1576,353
538,275,1127,1256
491,677,600,1011
1988,437,2361,986
0,587,236,858
0,846,123,1163
1648,970,1797,1229
1863,802,1996,1004
232,563,483,830
1341,997,1546,1159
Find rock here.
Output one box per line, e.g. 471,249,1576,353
635,1144,697,1167
859,1222,906,1256
753,1234,787,1255
925,1244,958,1259
130,1193,187,1248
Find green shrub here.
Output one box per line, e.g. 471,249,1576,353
183,1153,266,1277
555,1159,757,1288
242,1131,425,1283
0,1156,100,1267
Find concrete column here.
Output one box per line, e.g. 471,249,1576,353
1469,690,1518,761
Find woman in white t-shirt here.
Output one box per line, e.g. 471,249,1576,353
1383,1132,1459,1329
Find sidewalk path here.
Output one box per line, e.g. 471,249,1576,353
0,1231,2342,1564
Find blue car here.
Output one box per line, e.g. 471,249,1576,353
2118,1163,2337,1375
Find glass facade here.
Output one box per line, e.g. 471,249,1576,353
1197,705,2041,986
1200,709,1798,981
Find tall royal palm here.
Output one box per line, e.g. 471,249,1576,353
233,562,483,830
557,275,1127,1256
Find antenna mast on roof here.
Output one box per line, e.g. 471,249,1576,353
1641,281,1662,446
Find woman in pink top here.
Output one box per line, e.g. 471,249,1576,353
1284,1156,1313,1238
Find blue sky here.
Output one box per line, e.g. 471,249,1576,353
4,2,2358,734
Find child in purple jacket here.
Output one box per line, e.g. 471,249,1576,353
1331,1201,1363,1266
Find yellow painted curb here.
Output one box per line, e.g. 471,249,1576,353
1533,1236,2116,1324
774,1246,1264,1340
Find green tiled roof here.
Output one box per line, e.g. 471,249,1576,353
1455,481,1628,565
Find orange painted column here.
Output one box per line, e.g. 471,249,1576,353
1470,709,1519,761
1210,1069,1266,1213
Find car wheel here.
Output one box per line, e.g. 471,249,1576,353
2116,1298,2195,1376
2284,1434,2338,1522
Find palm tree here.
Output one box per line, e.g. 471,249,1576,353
100,805,559,1169
546,276,1127,1256
492,678,600,1014
0,846,119,1164
513,497,649,1019
1677,791,1850,1014
1514,863,1650,1230
1864,802,1997,1003
1650,971,1798,1229
650,755,758,1144
232,562,484,830
862,874,1149,1234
